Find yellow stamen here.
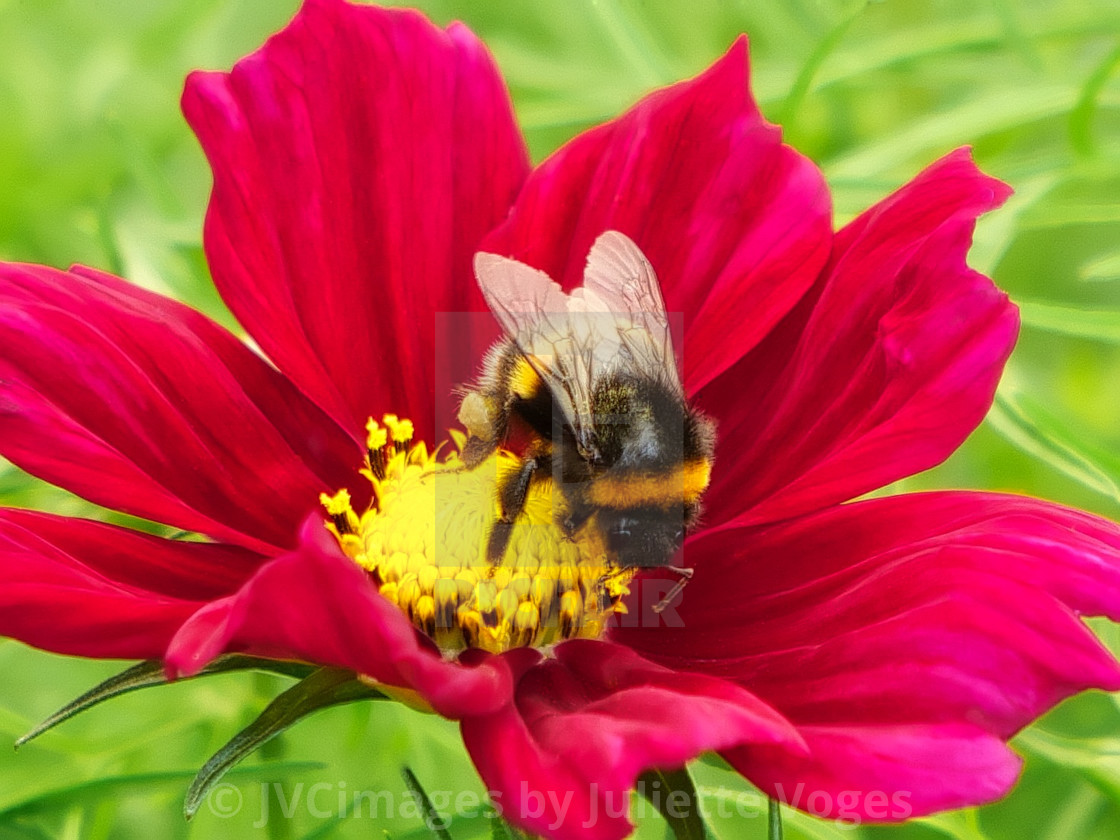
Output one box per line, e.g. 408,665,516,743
365,418,388,451
321,415,633,654
381,414,414,449
319,489,360,536
365,419,389,479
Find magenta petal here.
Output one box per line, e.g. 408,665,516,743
725,723,1021,822
166,517,511,718
461,640,802,840
615,492,1120,816
0,510,258,658
484,39,831,393
701,149,1017,528
184,0,529,439
0,264,363,554
0,509,260,600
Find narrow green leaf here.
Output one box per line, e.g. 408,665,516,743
1081,250,1120,282
768,797,783,840
15,655,316,749
697,787,857,840
1015,728,1120,803
985,0,1043,70
1069,40,1120,157
94,203,126,279
0,762,322,818
639,767,709,840
489,813,531,840
297,813,349,840
183,668,383,819
1037,785,1105,840
776,3,864,129
1017,299,1120,343
968,174,1060,275
919,808,994,840
810,8,1120,96
401,766,454,840
586,0,670,87
0,822,56,840
989,390,1120,507
826,84,1073,180
1021,202,1120,229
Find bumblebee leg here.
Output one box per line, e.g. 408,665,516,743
486,520,515,565
458,391,504,469
652,566,693,615
461,433,498,469
486,456,541,563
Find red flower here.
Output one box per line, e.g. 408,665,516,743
2,1,1119,838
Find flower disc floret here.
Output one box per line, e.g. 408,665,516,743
322,415,633,654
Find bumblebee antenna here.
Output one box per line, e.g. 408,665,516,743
651,566,694,614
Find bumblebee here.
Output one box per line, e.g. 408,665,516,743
458,231,715,606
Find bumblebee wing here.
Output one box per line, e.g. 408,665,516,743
472,251,590,434
473,231,681,445
581,230,683,396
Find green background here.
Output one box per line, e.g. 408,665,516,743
1,0,1120,837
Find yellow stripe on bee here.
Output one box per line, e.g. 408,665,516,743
510,356,542,400
587,459,712,509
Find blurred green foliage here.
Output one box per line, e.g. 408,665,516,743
1,0,1119,838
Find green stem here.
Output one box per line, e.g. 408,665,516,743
768,797,783,840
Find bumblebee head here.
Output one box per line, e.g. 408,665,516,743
602,509,686,569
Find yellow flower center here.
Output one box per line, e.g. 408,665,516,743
320,415,633,654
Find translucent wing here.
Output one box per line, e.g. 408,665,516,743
473,231,682,455
582,231,682,396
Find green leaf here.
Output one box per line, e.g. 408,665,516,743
183,668,383,819
968,174,1060,275
296,813,349,840
776,2,865,130
488,813,532,840
812,10,1120,95
1018,298,1120,343
585,0,670,87
988,390,1120,506
692,788,853,840
0,762,323,819
490,816,513,840
918,809,992,840
1014,728,1120,807
15,655,316,749
0,822,56,840
1069,41,1120,157
639,767,709,840
986,0,1043,70
826,83,1075,180
1080,249,1120,282
401,766,454,840
1021,202,1120,229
